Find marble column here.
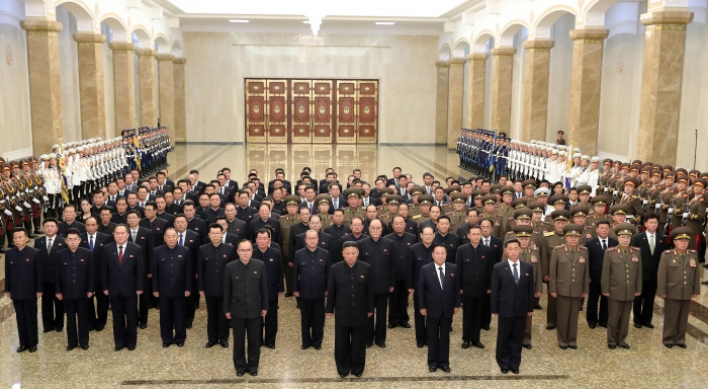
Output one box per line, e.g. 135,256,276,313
490,47,516,134
136,48,157,128
567,28,608,156
20,20,62,155
173,57,187,143
73,33,106,140
435,61,449,145
522,39,554,142
465,53,488,129
157,54,175,146
110,42,136,132
637,11,693,164
447,57,466,148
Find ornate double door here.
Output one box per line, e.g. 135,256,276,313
245,78,378,144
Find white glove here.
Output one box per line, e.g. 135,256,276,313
23,201,31,208
4,209,11,216
683,212,689,219
643,200,648,205
33,198,41,204
654,203,661,210
43,196,50,201
15,205,23,212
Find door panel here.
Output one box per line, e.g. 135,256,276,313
313,81,333,143
245,80,267,142
291,81,312,143
357,81,378,143
335,81,357,143
266,79,288,143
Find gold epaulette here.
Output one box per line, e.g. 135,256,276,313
579,246,588,251
607,246,618,252
544,231,555,237
411,214,421,220
554,245,565,250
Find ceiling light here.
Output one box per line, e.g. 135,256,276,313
376,22,395,25
303,21,310,24
229,19,249,23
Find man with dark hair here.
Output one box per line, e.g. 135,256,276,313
154,195,175,225
408,225,436,347
384,215,416,329
174,214,201,327
585,220,617,329
80,216,112,331
252,229,284,349
36,218,67,333
201,193,226,225
126,210,155,327
630,214,668,329
250,204,281,243
58,205,86,237
183,200,208,243
293,230,331,350
5,227,42,352
140,202,169,246
98,207,117,236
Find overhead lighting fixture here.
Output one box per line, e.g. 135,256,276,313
303,21,310,24
376,22,395,25
229,19,249,23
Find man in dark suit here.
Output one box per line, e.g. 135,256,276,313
5,227,43,353
55,228,94,351
201,193,226,224
328,183,348,213
326,241,375,378
102,224,145,351
586,220,617,328
126,210,155,327
480,218,503,330
456,224,493,349
58,205,86,237
152,228,192,348
198,223,237,348
408,225,436,347
384,215,417,329
236,191,258,226
222,167,239,190
140,202,169,247
98,207,117,236
252,229,284,348
224,240,269,377
250,204,281,244
174,215,201,328
491,239,534,375
35,218,66,333
630,214,668,329
418,244,461,373
184,201,208,243
80,217,112,331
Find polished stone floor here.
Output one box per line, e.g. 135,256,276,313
1,143,707,388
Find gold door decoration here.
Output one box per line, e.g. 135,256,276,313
245,79,267,142
335,81,357,143
291,81,313,143
357,81,378,144
312,81,333,144
267,79,288,143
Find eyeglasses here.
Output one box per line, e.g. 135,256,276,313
238,249,253,253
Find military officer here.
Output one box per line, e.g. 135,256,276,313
342,189,365,224
510,226,543,348
279,195,301,296
619,178,643,225
685,178,706,254
570,206,595,245
541,209,570,330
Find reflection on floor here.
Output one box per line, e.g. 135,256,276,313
0,143,707,388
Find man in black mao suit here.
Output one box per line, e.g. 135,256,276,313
126,210,155,327
35,218,66,333
198,223,237,348
5,227,43,352
252,229,284,348
456,225,493,349
174,215,201,328
55,229,94,350
586,220,617,328
80,217,112,331
480,222,503,330
326,241,375,378
152,228,192,347
491,239,534,375
630,214,668,329
224,240,269,376
102,224,145,351
407,226,436,347
418,244,461,373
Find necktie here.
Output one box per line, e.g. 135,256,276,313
513,263,519,284
179,233,184,246
89,235,94,251
118,246,124,264
601,239,607,251
438,266,444,290
484,239,489,246
47,238,53,251
159,185,163,192
649,234,655,255
132,231,137,242
334,199,338,209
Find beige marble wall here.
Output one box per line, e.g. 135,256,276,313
110,42,136,133
0,23,32,155
435,61,449,145
466,53,487,129
547,14,574,143
490,47,516,133
173,57,187,143
21,20,63,156
447,57,465,148
522,40,554,142
157,53,175,146
136,48,156,128
636,11,693,165
568,28,608,157
73,33,106,140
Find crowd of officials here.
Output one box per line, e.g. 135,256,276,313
4,162,705,377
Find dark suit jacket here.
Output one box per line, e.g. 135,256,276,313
57,220,86,237
56,247,95,299
4,246,43,300
102,242,145,297
223,259,269,319
326,261,375,327
586,236,619,284
223,232,241,247
252,246,284,300
128,227,155,274
79,232,112,285
482,236,504,264
490,260,534,317
630,232,669,283
151,245,192,297
418,262,461,319
197,242,237,296
455,243,494,298
34,235,67,284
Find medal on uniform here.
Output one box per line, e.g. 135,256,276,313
690,259,696,268
531,255,537,263
578,257,586,263
632,256,638,262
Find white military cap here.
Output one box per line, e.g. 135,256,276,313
534,187,551,198
581,155,591,161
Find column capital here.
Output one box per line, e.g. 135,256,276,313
435,60,449,68
73,33,105,44
110,42,135,52
569,28,609,42
135,48,156,57
523,39,555,52
448,57,467,66
490,47,516,57
466,52,488,61
20,19,62,34
156,53,175,62
641,10,693,27
173,57,187,65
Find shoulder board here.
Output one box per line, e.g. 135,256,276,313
579,246,588,251
411,215,421,220
507,217,514,222
445,212,455,216
683,193,688,197
532,230,539,235
506,231,514,235
689,249,697,254
664,250,672,253
530,247,539,252
607,246,618,252
632,195,638,199
544,231,555,237
543,222,552,226
279,215,288,219
631,246,640,252
554,245,565,250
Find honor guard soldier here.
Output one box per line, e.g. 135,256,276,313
479,195,503,238
670,175,690,231
601,223,641,349
549,223,590,349
685,178,706,255
657,227,700,348
541,210,571,330
619,177,643,225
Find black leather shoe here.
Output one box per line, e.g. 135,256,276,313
644,323,655,329
29,346,37,353
186,323,192,329
43,328,53,333
461,342,470,349
387,323,397,329
249,370,258,376
365,343,372,349
399,322,411,328
702,280,708,285
588,323,597,329
568,345,577,350
608,345,616,349
67,345,77,351
441,366,451,373
501,368,509,374
472,341,485,349
339,374,347,378
81,344,89,350
534,304,543,310
301,345,310,350
236,371,245,377
285,293,293,297
163,343,171,348
206,342,216,348
482,326,490,331
523,344,532,349
267,344,275,349
56,327,63,333
220,341,229,348
140,323,147,329
664,343,673,348
95,325,105,332
128,346,135,351
417,342,425,348
546,325,556,330
511,369,519,375
314,345,321,350
376,342,386,348
599,323,608,328
115,346,125,352
634,323,642,329
676,344,687,348
354,373,362,378
559,346,567,350
176,342,184,347
619,344,630,349
16,345,28,353
429,367,437,372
